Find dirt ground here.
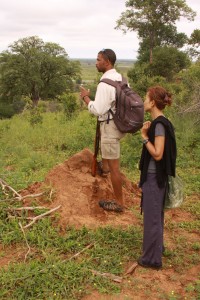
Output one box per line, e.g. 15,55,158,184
1,148,199,299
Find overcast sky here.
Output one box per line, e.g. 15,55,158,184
0,0,199,59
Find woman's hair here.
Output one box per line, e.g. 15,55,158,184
147,86,172,110
98,49,116,66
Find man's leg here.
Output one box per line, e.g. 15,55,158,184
106,158,123,207
101,158,110,173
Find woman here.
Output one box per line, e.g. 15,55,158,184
138,86,177,269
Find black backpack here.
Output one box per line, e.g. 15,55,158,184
100,77,144,134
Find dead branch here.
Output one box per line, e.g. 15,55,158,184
90,269,123,283
0,178,22,199
21,192,46,200
22,205,61,229
65,243,95,261
1,191,51,202
0,177,50,202
19,222,31,262
10,206,49,211
124,262,138,276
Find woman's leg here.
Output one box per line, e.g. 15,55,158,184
141,173,165,267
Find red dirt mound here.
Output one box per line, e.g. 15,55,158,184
23,148,141,229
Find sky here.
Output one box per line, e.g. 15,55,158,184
0,0,199,60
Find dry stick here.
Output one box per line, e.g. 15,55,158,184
65,243,123,283
90,269,123,283
22,205,61,229
124,262,138,276
65,242,95,261
1,192,45,201
21,192,46,200
19,222,31,262
0,178,47,202
0,178,22,199
49,189,54,200
11,206,49,211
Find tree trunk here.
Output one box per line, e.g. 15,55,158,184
149,31,154,64
31,84,39,106
149,47,153,64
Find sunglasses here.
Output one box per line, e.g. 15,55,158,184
100,49,110,61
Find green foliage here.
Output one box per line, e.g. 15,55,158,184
115,0,196,63
59,93,78,118
149,46,191,81
0,220,142,299
0,101,15,118
0,58,199,300
28,107,43,126
127,46,191,85
170,61,200,123
0,111,96,189
188,29,200,59
0,36,81,110
127,63,169,98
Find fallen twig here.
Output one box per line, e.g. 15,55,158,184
21,192,46,200
10,206,49,211
66,243,95,261
90,269,123,283
0,177,49,202
124,262,138,276
0,178,22,199
19,222,31,262
22,205,61,229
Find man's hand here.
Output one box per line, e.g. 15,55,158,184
80,86,90,104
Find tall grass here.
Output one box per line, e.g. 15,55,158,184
0,110,95,189
0,110,199,299
0,109,199,193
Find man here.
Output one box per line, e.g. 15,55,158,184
80,49,125,213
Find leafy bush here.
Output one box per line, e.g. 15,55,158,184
59,93,78,118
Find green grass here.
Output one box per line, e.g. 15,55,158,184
0,219,142,299
0,216,199,299
0,108,200,299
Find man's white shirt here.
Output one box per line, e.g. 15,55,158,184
88,69,122,121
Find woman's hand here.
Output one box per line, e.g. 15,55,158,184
141,121,151,139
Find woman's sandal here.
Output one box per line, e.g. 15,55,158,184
99,200,123,213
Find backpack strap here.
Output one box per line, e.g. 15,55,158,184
100,76,128,87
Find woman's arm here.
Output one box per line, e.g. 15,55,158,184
141,121,165,161
145,136,165,161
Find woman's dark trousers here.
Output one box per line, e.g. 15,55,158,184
141,173,165,267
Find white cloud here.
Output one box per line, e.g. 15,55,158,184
0,0,199,59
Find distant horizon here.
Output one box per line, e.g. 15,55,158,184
70,57,136,61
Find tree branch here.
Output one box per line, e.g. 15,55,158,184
19,222,31,262
22,205,61,229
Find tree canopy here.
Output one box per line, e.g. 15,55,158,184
188,29,200,59
0,36,81,106
115,0,196,63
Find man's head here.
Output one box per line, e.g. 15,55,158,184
96,49,116,73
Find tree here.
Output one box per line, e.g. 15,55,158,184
115,0,196,63
149,46,191,81
187,29,200,60
178,61,200,122
0,36,81,106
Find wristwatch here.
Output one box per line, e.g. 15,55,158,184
142,138,149,145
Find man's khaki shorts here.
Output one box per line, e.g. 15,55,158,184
100,119,125,159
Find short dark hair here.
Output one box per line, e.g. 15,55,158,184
98,49,116,65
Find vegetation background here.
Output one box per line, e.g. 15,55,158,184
0,0,199,298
